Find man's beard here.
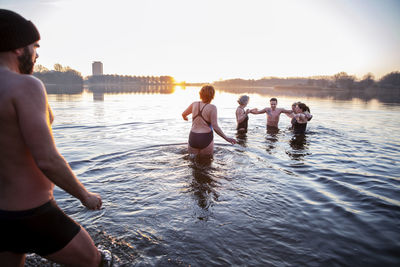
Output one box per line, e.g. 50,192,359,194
17,47,34,74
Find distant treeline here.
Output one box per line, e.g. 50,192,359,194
33,64,83,85
33,64,175,87
213,71,400,91
87,75,175,85
33,63,399,94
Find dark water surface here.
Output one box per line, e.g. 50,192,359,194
45,87,399,266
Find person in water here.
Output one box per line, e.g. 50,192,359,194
236,95,256,132
182,85,236,155
287,101,312,129
251,97,293,132
0,9,107,266
292,102,311,134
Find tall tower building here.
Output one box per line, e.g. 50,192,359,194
92,61,103,76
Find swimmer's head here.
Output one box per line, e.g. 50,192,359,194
270,98,277,109
292,101,300,107
199,85,215,103
238,95,249,106
292,101,300,111
296,103,310,113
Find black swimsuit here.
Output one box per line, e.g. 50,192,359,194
237,108,249,131
291,117,296,127
189,102,213,149
293,119,307,134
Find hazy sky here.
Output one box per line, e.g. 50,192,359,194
1,0,399,82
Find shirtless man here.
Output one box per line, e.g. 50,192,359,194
0,9,103,266
251,98,293,133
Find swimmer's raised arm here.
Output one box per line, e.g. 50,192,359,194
249,108,258,114
280,108,293,114
251,107,267,114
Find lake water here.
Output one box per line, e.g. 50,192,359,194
44,86,399,266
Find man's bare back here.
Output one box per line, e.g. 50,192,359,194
0,69,55,210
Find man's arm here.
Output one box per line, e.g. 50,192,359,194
250,107,267,114
14,76,101,210
280,108,293,114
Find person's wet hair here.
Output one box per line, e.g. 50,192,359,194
270,97,277,103
199,85,215,103
292,101,300,107
238,95,249,105
297,103,310,113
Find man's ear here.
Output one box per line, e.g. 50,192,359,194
12,47,24,56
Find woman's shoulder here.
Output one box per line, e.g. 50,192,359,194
207,103,217,109
203,103,216,114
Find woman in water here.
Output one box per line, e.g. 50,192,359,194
236,95,252,132
287,102,312,129
292,102,311,134
182,85,236,155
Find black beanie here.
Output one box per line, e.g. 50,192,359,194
0,9,40,52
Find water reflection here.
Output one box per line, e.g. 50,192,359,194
45,84,179,102
93,92,104,101
266,126,279,135
236,130,248,147
88,84,176,94
45,84,83,94
265,128,279,153
287,134,309,160
188,156,218,220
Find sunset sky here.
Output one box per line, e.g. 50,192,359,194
1,0,399,82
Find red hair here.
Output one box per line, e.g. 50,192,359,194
199,85,215,103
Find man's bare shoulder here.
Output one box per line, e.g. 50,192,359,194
16,74,45,91
6,73,46,99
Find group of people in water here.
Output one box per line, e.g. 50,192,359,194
183,85,312,156
236,94,312,134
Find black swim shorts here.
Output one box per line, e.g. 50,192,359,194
0,199,81,256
